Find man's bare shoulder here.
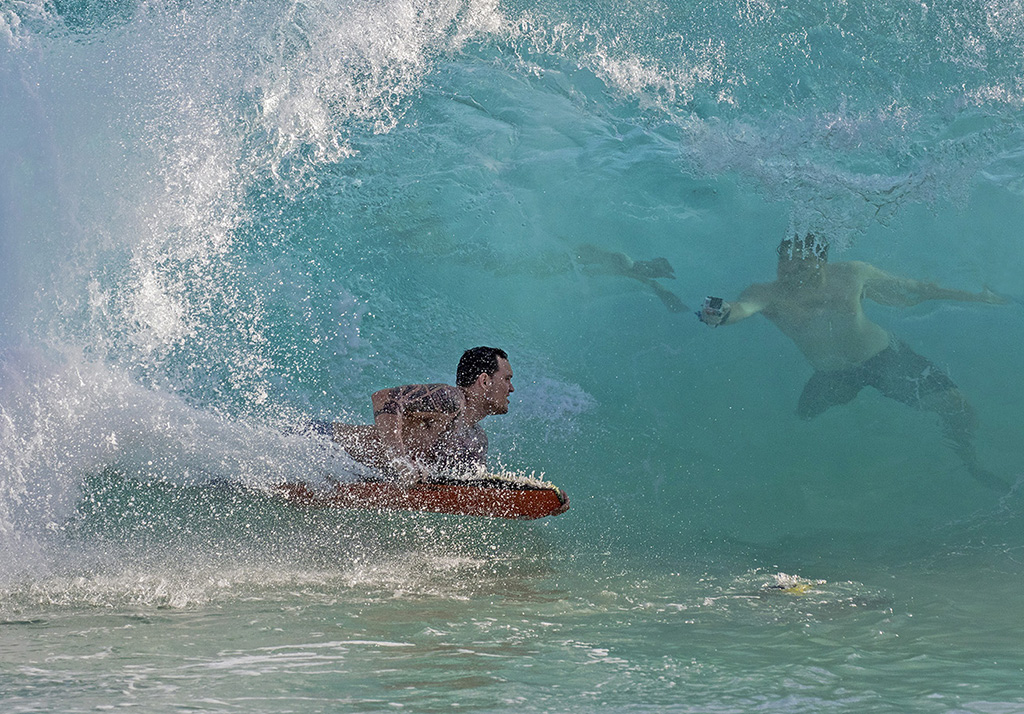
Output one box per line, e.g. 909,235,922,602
828,261,886,286
739,281,778,301
372,383,464,416
832,260,876,276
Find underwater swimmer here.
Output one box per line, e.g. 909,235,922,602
311,347,514,484
698,233,1011,493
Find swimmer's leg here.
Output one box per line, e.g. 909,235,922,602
574,244,632,274
631,256,676,279
796,370,864,420
873,341,1010,493
919,389,1010,494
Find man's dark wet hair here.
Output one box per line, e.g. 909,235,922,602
456,346,509,387
777,233,829,262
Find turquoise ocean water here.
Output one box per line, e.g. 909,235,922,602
2,1,1024,711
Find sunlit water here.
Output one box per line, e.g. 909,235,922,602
2,1,1024,711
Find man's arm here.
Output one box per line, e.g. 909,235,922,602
370,384,462,461
698,284,770,327
859,263,1008,307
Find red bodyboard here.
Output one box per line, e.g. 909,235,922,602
276,476,569,520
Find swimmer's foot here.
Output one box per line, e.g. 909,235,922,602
649,281,689,313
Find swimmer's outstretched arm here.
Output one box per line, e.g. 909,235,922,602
697,284,770,327
860,263,1009,307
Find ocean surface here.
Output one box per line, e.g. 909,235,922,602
2,0,1024,711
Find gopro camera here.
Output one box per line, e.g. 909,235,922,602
699,296,727,326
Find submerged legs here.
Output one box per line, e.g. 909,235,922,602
921,390,1010,494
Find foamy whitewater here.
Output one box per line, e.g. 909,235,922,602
2,1,1023,711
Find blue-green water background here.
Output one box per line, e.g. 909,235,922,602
2,1,1023,711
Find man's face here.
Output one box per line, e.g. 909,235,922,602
482,358,514,415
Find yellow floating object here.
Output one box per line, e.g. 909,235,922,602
780,582,815,595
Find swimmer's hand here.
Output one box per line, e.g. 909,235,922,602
697,296,730,327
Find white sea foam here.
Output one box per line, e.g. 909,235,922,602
0,345,367,577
